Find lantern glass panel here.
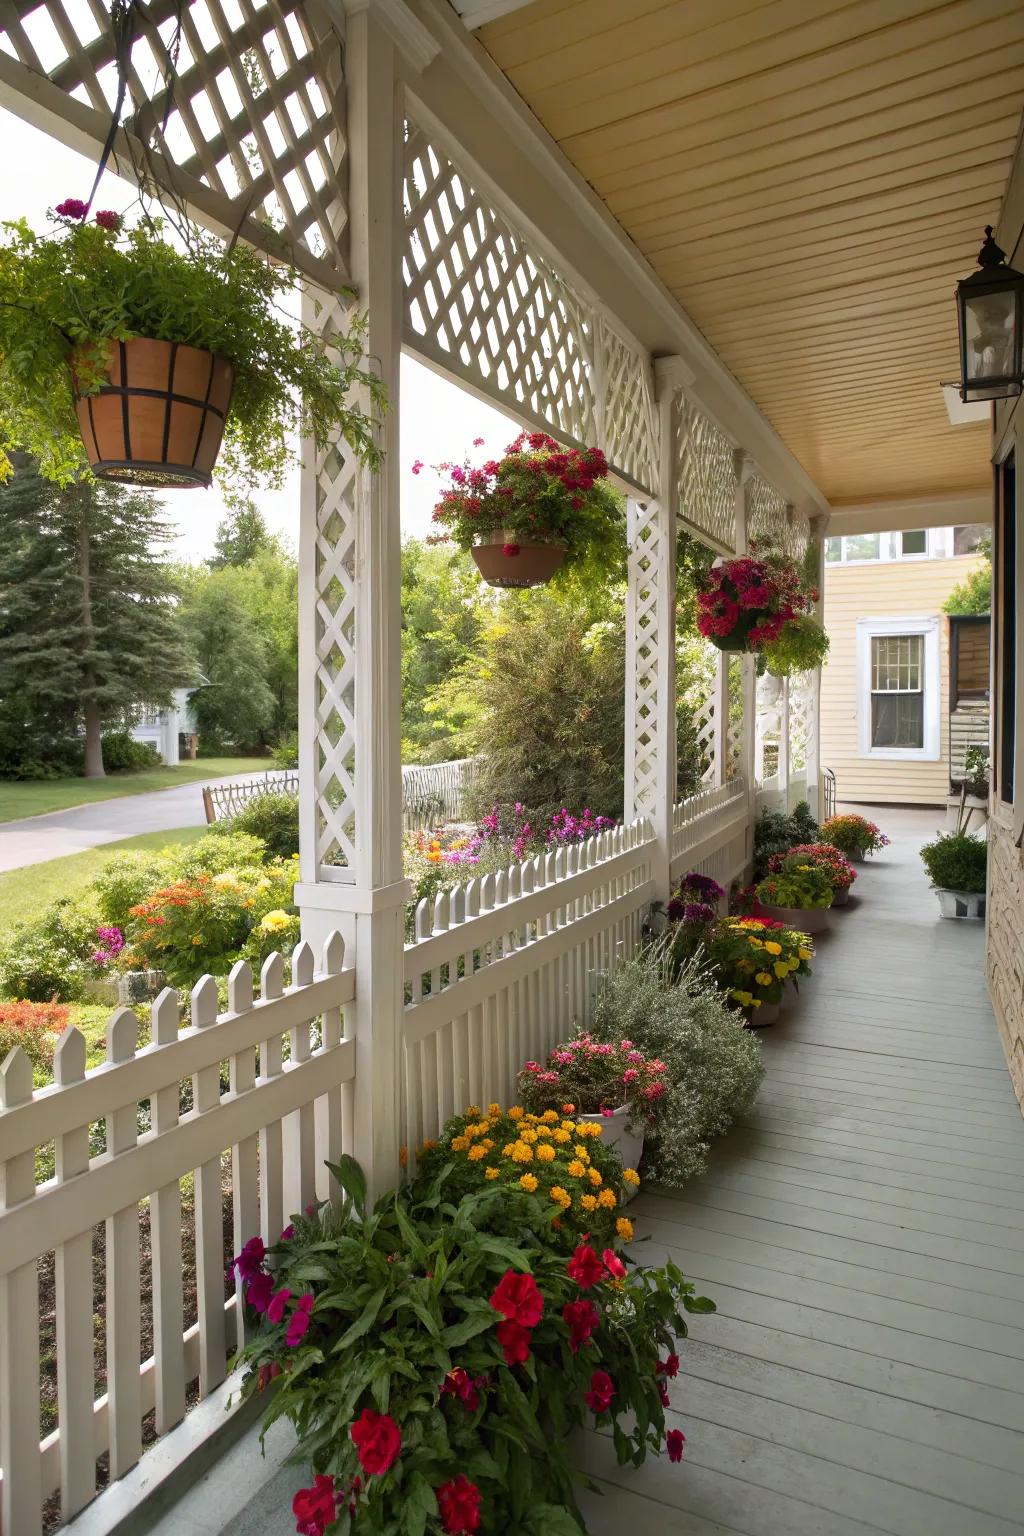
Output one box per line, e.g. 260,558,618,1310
963,288,1016,388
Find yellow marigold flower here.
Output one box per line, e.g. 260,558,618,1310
191,935,203,945
567,1160,586,1179
524,1112,538,1123
511,1142,533,1163
622,1169,641,1187
549,1186,571,1210
420,1138,437,1153
587,1167,603,1187
578,1122,602,1139
798,948,813,962
731,989,753,1007
764,941,782,956
580,1194,598,1212
451,1136,470,1152
560,1120,576,1133
519,1127,538,1144
399,1145,408,1168
519,1173,539,1193
541,1109,559,1124
484,1166,500,1179
480,1138,494,1152
774,961,789,979
597,1188,617,1209
508,1106,525,1120
755,972,773,986
553,1128,571,1144
535,1142,556,1163
502,1142,517,1157
467,1144,487,1161
536,1126,553,1140
616,1217,634,1241
488,1102,501,1117
465,1105,480,1118
259,908,293,934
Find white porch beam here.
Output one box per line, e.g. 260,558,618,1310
827,490,991,538
452,0,539,28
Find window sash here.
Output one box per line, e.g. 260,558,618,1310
871,634,923,692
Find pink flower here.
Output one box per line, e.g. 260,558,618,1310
292,1474,338,1536
601,1106,615,1117
645,1081,666,1102
563,1298,599,1352
245,1271,274,1314
622,1069,639,1085
502,542,520,557
601,1248,627,1279
584,1369,615,1414
441,1367,486,1411
666,1429,686,1462
94,209,121,231
233,1235,266,1280
285,1293,315,1347
472,436,485,446
280,1224,294,1242
55,197,88,220
656,1352,680,1378
266,1286,291,1324
411,459,423,475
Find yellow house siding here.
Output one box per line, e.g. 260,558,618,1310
820,554,987,806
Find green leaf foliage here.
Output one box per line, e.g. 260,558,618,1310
920,831,987,894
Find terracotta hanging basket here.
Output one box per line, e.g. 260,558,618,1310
471,531,566,589
72,337,234,488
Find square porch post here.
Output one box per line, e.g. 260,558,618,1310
294,3,407,1197
734,453,758,816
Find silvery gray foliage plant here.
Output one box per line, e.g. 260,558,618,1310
591,941,764,1187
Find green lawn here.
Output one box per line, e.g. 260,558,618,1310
0,826,210,932
0,756,268,823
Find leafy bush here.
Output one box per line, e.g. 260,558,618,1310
752,799,819,880
0,999,69,1069
93,831,269,930
517,1034,668,1137
820,814,889,857
101,731,161,772
768,841,856,892
235,1156,712,1534
756,855,834,911
920,832,987,894
761,612,830,677
210,791,299,859
0,894,102,1002
271,732,299,769
415,1105,631,1246
591,945,764,1186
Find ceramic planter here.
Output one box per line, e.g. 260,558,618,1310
756,901,830,933
934,888,986,920
846,848,865,863
578,1106,643,1199
831,886,850,907
471,531,566,588
72,337,234,488
744,1001,780,1028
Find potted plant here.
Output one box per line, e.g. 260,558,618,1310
768,841,857,906
696,548,826,675
755,855,833,931
419,431,625,588
517,1036,666,1189
820,813,890,862
703,915,814,1027
0,203,384,489
920,830,987,919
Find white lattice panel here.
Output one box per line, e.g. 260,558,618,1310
677,398,737,552
747,476,788,551
0,0,349,284
789,671,812,774
627,499,666,813
597,317,658,495
692,692,717,785
726,655,744,781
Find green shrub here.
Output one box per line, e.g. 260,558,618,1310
752,799,819,880
210,792,299,859
756,855,834,910
920,832,987,894
101,732,161,772
0,999,69,1070
270,732,299,769
591,945,764,1187
92,832,269,930
0,894,102,1002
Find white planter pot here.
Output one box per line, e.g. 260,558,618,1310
935,888,986,920
578,1106,643,1200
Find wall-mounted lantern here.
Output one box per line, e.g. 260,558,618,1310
956,227,1024,403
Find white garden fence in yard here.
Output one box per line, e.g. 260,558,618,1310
672,777,751,889
401,757,483,831
0,937,354,1536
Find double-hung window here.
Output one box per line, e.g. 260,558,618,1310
857,617,940,760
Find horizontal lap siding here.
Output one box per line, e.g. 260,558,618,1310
820,553,986,804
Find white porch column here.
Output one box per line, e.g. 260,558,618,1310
804,520,827,821
624,358,682,901
294,3,406,1196
734,453,758,811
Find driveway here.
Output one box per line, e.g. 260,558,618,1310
0,773,263,872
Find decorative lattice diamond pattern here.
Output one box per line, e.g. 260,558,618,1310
597,317,658,493
789,672,812,774
627,499,665,813
726,655,744,781
0,0,349,284
676,398,737,552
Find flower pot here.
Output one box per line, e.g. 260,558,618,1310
744,1001,780,1028
756,901,830,933
72,338,234,488
471,532,566,588
845,848,865,863
831,886,850,907
934,888,986,920
578,1107,643,1199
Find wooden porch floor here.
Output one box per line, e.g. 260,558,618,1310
578,806,1024,1536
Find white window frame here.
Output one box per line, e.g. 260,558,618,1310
857,616,941,761
825,528,952,566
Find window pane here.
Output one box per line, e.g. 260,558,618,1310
846,533,880,561
901,529,927,556
824,536,842,563
872,692,924,748
954,524,987,556
871,633,923,690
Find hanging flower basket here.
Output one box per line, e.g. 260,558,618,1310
419,431,625,590
72,338,234,488
471,531,567,588
696,551,825,676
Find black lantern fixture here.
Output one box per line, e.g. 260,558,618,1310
956,227,1024,403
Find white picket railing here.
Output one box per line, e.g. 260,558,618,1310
671,776,751,887
402,818,656,1151
0,938,354,1536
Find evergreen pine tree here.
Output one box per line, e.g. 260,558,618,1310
209,499,275,568
0,458,195,778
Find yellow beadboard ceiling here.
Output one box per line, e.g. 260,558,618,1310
478,0,1024,505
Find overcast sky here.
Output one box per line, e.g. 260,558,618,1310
0,106,519,560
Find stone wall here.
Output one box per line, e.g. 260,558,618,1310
987,810,1024,1110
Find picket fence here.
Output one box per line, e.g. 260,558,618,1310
0,937,354,1536
202,759,481,833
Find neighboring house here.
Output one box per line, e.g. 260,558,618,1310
820,525,989,806
130,687,200,766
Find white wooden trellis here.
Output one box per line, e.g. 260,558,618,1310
676,395,738,554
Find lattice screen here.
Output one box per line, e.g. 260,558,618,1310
754,671,784,784
676,397,737,552
626,499,668,813
789,671,812,775
402,119,658,496
0,0,349,285
726,655,744,781
748,476,810,561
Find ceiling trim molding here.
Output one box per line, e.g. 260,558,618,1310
452,0,538,28
826,490,992,537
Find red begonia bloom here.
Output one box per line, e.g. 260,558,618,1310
350,1408,402,1475
666,1429,686,1462
233,1234,266,1280
495,1319,532,1366
562,1298,599,1352
437,1473,482,1533
266,1286,291,1324
656,1352,680,1378
584,1369,615,1414
245,1271,274,1314
567,1244,606,1290
489,1269,544,1328
292,1473,338,1536
285,1293,315,1347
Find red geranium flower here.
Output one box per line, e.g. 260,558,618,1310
666,1428,686,1462
285,1293,315,1347
441,1367,485,1411
266,1286,291,1324
495,1319,532,1366
656,1352,680,1378
245,1271,274,1314
562,1298,599,1352
567,1244,606,1290
94,209,121,231
350,1408,402,1475
292,1474,338,1536
601,1248,626,1279
233,1234,266,1280
437,1473,482,1534
489,1269,543,1328
584,1368,615,1414
55,197,88,220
